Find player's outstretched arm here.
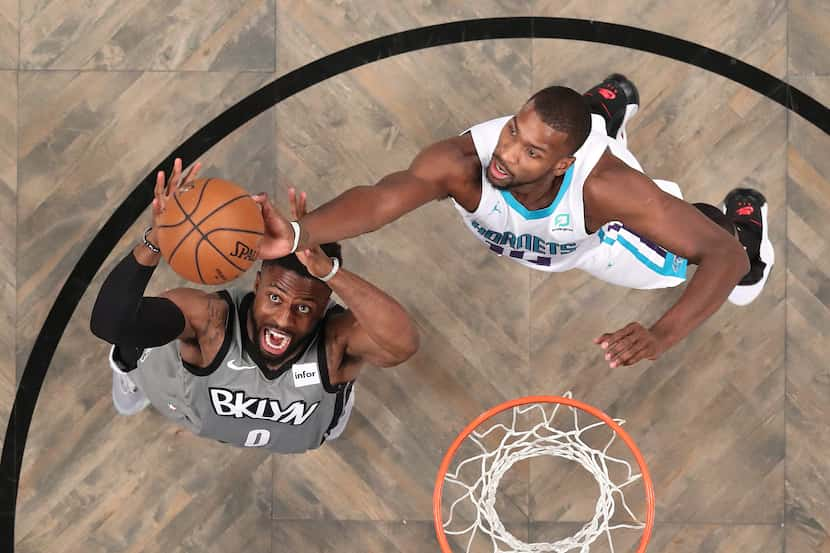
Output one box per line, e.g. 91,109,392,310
322,265,420,380
287,190,419,383
253,139,470,260
586,164,749,368
90,159,214,350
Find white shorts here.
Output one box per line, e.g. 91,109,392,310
580,179,688,290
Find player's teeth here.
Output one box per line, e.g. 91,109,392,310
265,331,280,349
265,329,289,350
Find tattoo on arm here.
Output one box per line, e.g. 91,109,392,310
199,296,227,345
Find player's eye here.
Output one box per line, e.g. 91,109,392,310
297,304,311,314
269,293,281,303
527,148,537,158
510,122,517,135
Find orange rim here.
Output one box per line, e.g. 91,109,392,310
433,395,654,553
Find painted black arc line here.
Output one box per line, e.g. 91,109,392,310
2,16,828,550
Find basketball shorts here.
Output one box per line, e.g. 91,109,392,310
581,179,688,290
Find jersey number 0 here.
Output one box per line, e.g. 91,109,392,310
244,429,271,447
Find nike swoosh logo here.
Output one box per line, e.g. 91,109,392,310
227,360,257,371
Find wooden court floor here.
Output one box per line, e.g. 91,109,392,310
1,1,828,552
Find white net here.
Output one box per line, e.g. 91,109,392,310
441,394,645,553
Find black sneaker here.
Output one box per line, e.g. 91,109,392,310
723,188,775,306
583,74,640,140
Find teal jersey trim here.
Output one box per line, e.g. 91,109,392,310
499,164,574,220
597,228,687,278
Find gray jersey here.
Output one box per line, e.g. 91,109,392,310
129,288,352,453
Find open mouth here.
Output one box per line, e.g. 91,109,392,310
260,327,292,356
489,158,512,181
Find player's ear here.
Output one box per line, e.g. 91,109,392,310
254,270,261,293
553,156,575,177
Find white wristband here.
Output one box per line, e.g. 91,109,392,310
289,221,301,253
318,257,340,283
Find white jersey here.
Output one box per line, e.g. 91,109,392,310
452,114,689,289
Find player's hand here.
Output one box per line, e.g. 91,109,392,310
594,322,665,368
289,188,334,278
251,192,295,259
151,158,202,242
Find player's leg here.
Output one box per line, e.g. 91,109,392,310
585,190,773,303
588,222,689,290
693,202,736,235
720,188,774,305
584,74,640,146
582,178,688,289
108,345,151,416
689,190,773,305
583,75,774,304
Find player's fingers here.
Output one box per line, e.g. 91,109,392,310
622,322,645,336
617,342,652,367
183,161,201,185
599,325,636,349
594,333,612,346
605,332,638,360
597,330,623,348
155,170,164,193
293,191,305,218
608,337,645,367
167,162,182,198
253,193,276,216
288,188,298,219
154,171,165,207
305,248,320,261
299,191,307,218
167,158,182,193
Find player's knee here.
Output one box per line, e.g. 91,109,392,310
693,202,735,236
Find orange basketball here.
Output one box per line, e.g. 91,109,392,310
156,178,265,285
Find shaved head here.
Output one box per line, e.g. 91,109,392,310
527,86,591,153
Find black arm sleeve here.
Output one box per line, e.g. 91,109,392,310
90,250,186,348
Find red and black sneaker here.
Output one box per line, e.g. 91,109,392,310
722,188,775,306
583,74,640,141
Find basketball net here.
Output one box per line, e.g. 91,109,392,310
434,393,653,553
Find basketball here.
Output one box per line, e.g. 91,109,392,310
156,178,265,285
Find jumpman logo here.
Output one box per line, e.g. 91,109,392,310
490,203,502,215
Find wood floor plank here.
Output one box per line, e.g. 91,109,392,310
19,0,275,70
789,0,830,76
0,0,16,69
0,70,14,448
530,523,782,553
786,75,830,553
